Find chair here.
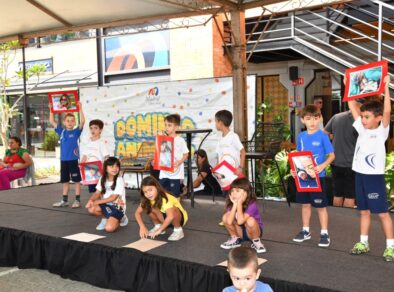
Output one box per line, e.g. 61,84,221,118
120,142,155,189
13,155,36,188
243,122,288,206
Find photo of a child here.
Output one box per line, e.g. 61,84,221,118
84,165,100,182
159,141,172,168
344,60,388,101
289,152,322,192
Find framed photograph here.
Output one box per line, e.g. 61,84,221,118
154,135,174,171
288,151,322,192
79,161,103,185
211,160,238,190
344,60,388,101
48,90,79,113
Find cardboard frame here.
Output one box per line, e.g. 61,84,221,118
211,160,238,190
288,151,322,192
48,90,79,113
154,135,174,171
344,60,388,101
79,161,103,185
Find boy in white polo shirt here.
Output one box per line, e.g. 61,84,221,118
347,75,394,261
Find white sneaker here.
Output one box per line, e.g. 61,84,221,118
96,219,107,231
168,229,184,241
148,224,166,236
53,200,69,208
120,215,128,227
251,239,267,253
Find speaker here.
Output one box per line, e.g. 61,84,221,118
289,66,298,81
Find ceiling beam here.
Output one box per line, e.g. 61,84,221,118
0,9,219,43
206,0,238,9
26,0,72,27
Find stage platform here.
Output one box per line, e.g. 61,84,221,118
0,184,393,292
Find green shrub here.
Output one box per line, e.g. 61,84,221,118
42,131,59,151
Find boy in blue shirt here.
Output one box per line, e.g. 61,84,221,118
223,246,272,292
292,105,335,247
49,103,85,208
347,75,394,261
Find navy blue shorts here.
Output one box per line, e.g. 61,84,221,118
60,160,82,183
159,178,181,197
296,177,328,208
332,165,355,199
241,224,263,241
355,172,388,213
99,203,124,220
88,184,96,193
163,208,185,227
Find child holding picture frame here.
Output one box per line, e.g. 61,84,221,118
291,105,335,248
347,75,394,261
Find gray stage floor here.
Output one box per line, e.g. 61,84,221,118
0,184,393,292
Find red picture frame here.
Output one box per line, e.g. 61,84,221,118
79,161,103,186
154,135,174,171
288,151,322,192
211,160,238,190
48,90,80,113
343,60,388,101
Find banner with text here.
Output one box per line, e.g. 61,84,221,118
79,76,256,166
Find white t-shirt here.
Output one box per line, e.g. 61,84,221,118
352,117,389,175
80,138,110,162
96,176,126,210
159,136,189,179
215,130,244,167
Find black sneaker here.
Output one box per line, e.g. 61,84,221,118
220,237,242,249
293,230,311,242
318,233,330,247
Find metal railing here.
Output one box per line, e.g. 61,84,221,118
243,0,394,82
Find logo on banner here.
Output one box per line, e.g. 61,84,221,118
146,87,160,104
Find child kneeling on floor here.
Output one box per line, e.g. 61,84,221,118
223,246,273,292
220,178,266,253
135,176,188,241
85,157,128,232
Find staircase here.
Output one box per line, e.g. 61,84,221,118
242,0,394,88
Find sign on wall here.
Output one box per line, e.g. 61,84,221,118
104,30,170,74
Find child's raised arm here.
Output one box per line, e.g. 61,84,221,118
48,104,57,128
134,205,149,238
79,102,85,130
382,75,391,128
344,75,361,120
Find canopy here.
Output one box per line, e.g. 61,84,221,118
0,0,287,43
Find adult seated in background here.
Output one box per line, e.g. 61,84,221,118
182,149,222,197
0,136,33,191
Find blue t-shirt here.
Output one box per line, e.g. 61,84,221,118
223,281,273,292
55,124,82,161
296,130,334,177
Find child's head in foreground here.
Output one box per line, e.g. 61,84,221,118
359,97,383,129
299,105,321,132
227,246,261,292
215,110,233,130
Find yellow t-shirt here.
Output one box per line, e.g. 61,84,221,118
150,193,188,226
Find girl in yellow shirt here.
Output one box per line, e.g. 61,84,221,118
135,176,188,241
